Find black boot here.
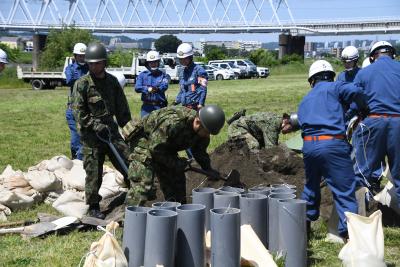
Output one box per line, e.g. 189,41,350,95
88,204,105,220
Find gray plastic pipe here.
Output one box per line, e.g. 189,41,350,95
214,191,240,209
240,193,268,247
271,187,297,195
268,193,296,252
122,206,151,267
219,186,245,194
248,185,272,196
176,204,206,267
210,207,241,267
152,201,181,211
144,209,177,267
271,183,297,190
192,187,217,232
279,199,307,267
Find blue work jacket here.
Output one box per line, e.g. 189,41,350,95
354,55,400,115
175,63,208,106
135,69,169,104
298,81,367,136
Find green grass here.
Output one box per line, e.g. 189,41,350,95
0,71,399,266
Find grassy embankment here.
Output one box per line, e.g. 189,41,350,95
0,66,399,266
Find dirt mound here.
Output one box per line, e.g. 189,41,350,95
186,142,305,192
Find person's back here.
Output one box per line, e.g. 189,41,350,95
354,55,400,115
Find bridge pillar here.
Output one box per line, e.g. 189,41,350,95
32,34,47,71
278,34,305,60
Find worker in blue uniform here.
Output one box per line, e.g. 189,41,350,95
174,43,208,111
337,46,360,83
135,50,169,118
65,42,88,160
174,43,209,158
352,41,400,199
281,60,368,238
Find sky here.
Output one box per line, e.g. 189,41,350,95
0,0,399,43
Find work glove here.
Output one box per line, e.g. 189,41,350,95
205,168,220,181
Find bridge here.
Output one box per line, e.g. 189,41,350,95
0,0,399,35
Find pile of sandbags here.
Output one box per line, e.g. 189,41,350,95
0,155,128,220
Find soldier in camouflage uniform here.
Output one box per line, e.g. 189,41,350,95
72,43,131,219
122,105,225,206
228,111,282,151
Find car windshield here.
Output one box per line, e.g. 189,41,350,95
244,60,256,66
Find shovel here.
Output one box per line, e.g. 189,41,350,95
0,216,77,237
96,126,128,177
187,166,241,187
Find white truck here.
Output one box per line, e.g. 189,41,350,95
17,57,72,90
17,54,167,90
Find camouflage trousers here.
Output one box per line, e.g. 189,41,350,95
127,153,187,206
82,138,130,206
228,112,282,150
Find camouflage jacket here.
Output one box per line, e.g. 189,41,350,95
71,72,131,146
125,106,211,170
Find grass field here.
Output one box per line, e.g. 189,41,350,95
0,72,399,266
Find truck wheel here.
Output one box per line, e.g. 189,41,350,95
31,79,44,90
216,74,223,80
234,73,239,80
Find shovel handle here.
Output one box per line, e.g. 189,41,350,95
0,226,24,234
96,127,129,177
187,166,227,181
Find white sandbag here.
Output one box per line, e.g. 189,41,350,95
99,172,126,199
83,222,128,267
2,171,30,190
59,163,86,191
338,210,385,267
0,204,11,222
374,181,400,215
53,190,88,219
25,170,62,192
44,191,63,204
102,165,125,187
0,188,35,210
0,165,17,183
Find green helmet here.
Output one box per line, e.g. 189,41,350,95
198,105,225,135
85,43,107,63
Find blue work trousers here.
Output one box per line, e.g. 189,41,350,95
66,107,83,160
353,117,400,207
301,139,358,237
140,103,164,118
352,123,385,187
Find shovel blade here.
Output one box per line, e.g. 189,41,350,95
223,169,242,187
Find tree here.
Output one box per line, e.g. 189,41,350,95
249,48,278,67
41,27,94,69
154,35,182,54
203,45,226,61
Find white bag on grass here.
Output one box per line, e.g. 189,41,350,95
0,204,11,221
374,181,400,215
82,221,128,267
338,210,385,267
58,161,86,191
99,172,126,199
0,188,35,210
25,170,62,192
52,190,88,219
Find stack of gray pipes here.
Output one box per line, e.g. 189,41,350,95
122,184,307,267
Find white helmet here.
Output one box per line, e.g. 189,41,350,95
109,72,126,88
308,60,335,82
146,51,160,62
341,46,359,62
73,43,87,55
369,41,394,58
0,48,8,64
177,43,193,58
362,58,371,68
